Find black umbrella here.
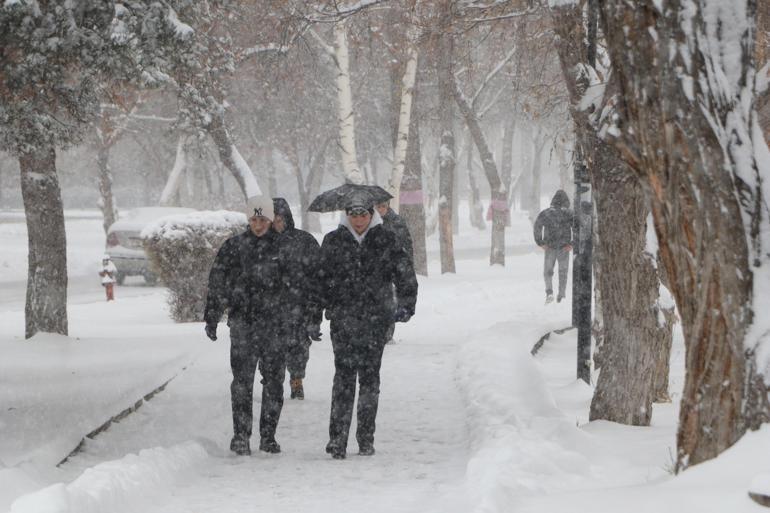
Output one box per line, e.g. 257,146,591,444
308,184,392,213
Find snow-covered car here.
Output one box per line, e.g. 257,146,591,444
105,207,195,284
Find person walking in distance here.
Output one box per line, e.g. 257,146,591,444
533,189,574,304
204,196,288,456
272,198,322,400
319,192,418,459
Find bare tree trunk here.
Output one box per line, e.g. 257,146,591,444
19,144,67,339
401,95,428,276
207,113,262,200
453,79,506,266
466,133,486,230
437,24,456,274
500,115,516,212
388,37,418,211
96,144,118,234
159,135,188,207
265,148,278,199
599,0,769,469
552,2,673,428
334,20,363,185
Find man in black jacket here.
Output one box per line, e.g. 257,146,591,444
375,200,414,344
204,195,287,456
533,189,574,304
319,193,418,459
272,198,322,400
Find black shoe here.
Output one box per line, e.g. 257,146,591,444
259,437,281,454
230,436,251,456
358,444,375,456
557,294,564,303
326,441,346,459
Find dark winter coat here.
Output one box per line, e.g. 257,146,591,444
204,229,288,327
533,190,574,249
273,198,322,328
381,208,414,263
318,222,417,335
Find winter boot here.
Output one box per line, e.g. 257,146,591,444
557,294,565,303
358,443,375,456
259,437,281,454
230,435,251,456
290,378,304,400
545,293,554,304
326,441,346,460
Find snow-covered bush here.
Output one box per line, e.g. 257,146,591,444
142,211,246,322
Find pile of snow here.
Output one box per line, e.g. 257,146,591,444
9,442,207,513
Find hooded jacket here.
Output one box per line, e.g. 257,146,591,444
273,198,322,327
318,217,417,335
381,208,414,263
533,190,574,249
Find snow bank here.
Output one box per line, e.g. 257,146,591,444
9,442,207,513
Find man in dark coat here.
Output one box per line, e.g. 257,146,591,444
272,198,322,400
375,200,415,344
204,195,288,456
319,193,418,459
533,189,574,303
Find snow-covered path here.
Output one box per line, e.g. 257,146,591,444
57,258,562,513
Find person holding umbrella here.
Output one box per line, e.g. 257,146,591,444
312,186,418,459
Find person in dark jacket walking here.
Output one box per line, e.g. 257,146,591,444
272,198,322,400
533,189,574,304
204,196,288,456
319,193,418,459
375,200,415,344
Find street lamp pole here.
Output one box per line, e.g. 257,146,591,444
572,162,593,384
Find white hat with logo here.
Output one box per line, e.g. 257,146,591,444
244,195,274,221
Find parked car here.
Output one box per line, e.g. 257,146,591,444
106,207,195,285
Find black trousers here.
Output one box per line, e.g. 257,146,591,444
286,325,311,380
328,318,387,450
229,320,286,441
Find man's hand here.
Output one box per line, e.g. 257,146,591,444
205,323,218,341
306,323,322,341
564,244,573,252
394,307,412,323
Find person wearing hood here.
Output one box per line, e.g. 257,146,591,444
533,189,574,304
272,198,322,400
375,200,414,344
204,195,288,456
318,193,418,459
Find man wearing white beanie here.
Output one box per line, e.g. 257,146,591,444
204,195,287,456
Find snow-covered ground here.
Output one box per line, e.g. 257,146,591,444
2,205,769,513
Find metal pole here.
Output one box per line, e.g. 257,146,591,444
573,162,592,383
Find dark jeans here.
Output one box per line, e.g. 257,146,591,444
328,317,387,450
229,320,286,441
286,325,310,380
544,246,570,297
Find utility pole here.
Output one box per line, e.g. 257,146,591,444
572,161,592,383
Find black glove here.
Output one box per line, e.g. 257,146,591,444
306,323,322,341
205,323,218,341
393,307,412,323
